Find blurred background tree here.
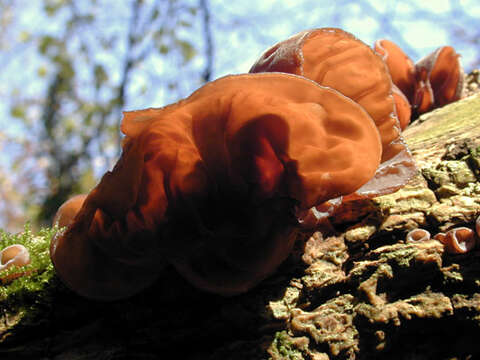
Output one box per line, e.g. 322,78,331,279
0,0,479,232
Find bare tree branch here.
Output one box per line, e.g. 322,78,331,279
200,0,214,83
114,0,144,154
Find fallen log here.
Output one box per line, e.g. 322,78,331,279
2,93,480,360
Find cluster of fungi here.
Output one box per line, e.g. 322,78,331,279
1,28,467,300
374,39,463,128
406,216,480,255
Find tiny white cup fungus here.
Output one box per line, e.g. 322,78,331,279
0,244,31,271
405,228,431,243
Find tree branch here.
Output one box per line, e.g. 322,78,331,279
199,0,214,83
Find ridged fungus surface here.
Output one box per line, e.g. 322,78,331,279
374,39,464,118
250,28,416,223
51,73,383,300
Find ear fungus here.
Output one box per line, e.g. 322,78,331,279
441,227,476,254
52,194,87,228
251,28,417,226
0,244,30,271
374,39,416,102
374,39,464,117
415,46,464,109
392,84,412,130
50,73,383,299
433,232,447,243
405,228,431,243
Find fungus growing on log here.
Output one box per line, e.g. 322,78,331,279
405,228,431,243
250,28,416,224
374,39,464,117
373,39,416,102
52,194,87,228
391,84,412,130
433,232,447,243
416,46,464,110
50,73,384,300
440,227,476,254
0,244,30,272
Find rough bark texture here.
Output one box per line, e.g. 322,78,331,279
2,94,480,359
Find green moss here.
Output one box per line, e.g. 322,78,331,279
0,224,57,312
269,331,306,360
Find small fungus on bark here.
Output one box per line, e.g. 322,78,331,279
405,228,431,243
441,227,476,254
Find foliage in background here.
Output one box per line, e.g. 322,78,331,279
0,224,55,303
0,0,480,232
0,0,212,229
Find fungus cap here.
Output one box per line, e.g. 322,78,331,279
374,39,416,101
374,39,464,116
392,84,412,131
0,244,30,271
415,46,464,110
250,28,416,204
52,194,87,228
405,228,431,243
442,227,476,254
50,73,383,299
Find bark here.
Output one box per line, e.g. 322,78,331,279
2,94,480,359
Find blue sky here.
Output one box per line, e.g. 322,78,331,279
211,0,480,79
2,0,478,115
